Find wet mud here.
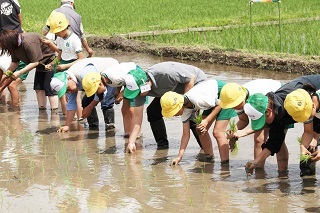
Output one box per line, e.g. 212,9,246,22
0,50,318,212
88,35,320,75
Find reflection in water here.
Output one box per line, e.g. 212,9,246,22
0,49,317,211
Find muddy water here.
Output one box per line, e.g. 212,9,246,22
0,49,319,212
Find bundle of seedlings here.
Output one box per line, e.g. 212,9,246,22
228,119,238,152
297,136,312,163
52,58,60,73
192,111,204,135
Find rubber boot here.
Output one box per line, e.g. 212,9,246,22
300,146,317,177
103,108,115,131
150,119,169,149
87,107,99,129
189,120,202,149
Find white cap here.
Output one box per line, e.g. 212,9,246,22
61,0,74,3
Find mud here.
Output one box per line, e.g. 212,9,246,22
88,35,320,75
0,50,318,212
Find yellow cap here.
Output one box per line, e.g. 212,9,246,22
284,89,312,122
82,72,101,97
160,91,184,118
47,11,69,34
219,83,247,109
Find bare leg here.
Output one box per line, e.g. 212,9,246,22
276,129,289,171
76,91,83,119
48,95,59,110
213,119,230,162
36,90,47,109
122,99,133,135
59,94,67,115
8,78,22,106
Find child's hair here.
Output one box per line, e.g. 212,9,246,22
0,30,19,56
302,83,316,95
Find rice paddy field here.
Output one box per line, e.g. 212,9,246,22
21,0,320,55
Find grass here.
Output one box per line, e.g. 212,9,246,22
20,0,320,56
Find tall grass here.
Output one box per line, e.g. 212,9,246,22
20,0,320,55
139,20,320,55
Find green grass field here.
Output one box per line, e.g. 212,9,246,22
21,0,320,55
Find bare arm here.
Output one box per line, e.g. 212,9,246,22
58,109,76,132
171,122,191,165
82,99,99,118
17,13,24,32
126,105,144,153
184,74,195,93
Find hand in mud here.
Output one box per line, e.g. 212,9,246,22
311,150,320,161
57,125,69,133
245,160,257,175
171,156,182,166
126,143,136,153
45,64,52,71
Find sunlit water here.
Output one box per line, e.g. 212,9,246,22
0,49,318,212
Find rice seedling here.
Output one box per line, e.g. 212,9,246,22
228,119,238,152
300,154,312,164
297,136,312,163
4,70,13,77
192,112,202,125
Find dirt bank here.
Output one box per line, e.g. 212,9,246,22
88,35,320,75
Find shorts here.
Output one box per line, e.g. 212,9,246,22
34,71,56,96
13,61,29,81
203,108,237,120
129,96,149,107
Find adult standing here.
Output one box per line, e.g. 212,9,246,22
0,0,23,33
123,61,207,153
42,0,94,57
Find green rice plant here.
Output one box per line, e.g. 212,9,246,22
228,119,238,152
297,136,311,163
300,154,312,164
192,112,202,125
4,70,13,77
297,136,302,144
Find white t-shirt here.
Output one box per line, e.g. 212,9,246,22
56,32,83,61
67,57,119,83
0,54,11,71
243,79,282,95
181,79,219,122
101,62,136,87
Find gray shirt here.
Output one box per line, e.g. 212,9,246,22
134,62,207,106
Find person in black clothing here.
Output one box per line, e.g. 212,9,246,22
244,75,320,177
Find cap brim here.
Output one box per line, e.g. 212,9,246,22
162,103,183,118
84,83,99,97
220,90,246,109
292,109,312,123
57,84,67,98
251,114,266,130
124,88,140,99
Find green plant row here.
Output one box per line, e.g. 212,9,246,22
21,0,320,55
